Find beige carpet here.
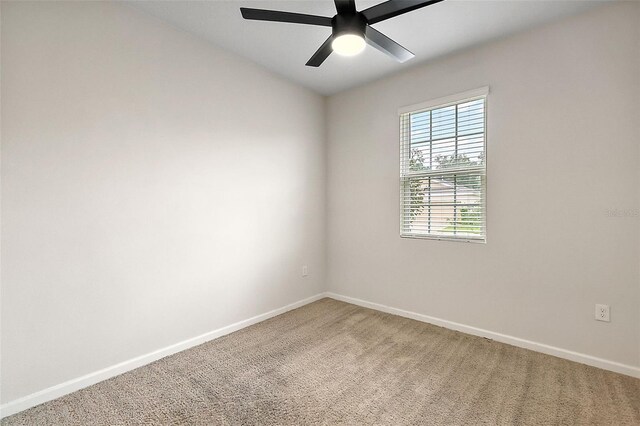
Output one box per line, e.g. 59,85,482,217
3,298,639,425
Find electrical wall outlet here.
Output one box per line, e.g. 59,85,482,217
302,265,308,277
595,304,610,322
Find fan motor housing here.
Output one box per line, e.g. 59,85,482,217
331,12,367,38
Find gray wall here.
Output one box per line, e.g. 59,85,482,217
326,2,640,368
1,1,326,403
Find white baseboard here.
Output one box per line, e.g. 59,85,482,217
3,291,638,419
0,293,327,419
326,292,640,379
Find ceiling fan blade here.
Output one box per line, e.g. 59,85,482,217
240,8,332,27
334,0,356,15
365,26,414,63
306,36,334,67
361,0,444,25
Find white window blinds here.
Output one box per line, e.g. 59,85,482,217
400,88,487,242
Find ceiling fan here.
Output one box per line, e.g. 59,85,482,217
240,0,444,67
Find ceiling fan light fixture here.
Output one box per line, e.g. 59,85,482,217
331,34,366,56
240,0,441,67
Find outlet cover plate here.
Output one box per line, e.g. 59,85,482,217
595,304,610,322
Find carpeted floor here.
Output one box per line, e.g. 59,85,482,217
3,298,639,425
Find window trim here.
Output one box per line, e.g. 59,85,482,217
398,87,489,243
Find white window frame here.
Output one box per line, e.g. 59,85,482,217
399,87,489,243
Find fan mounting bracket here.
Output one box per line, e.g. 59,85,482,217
331,12,367,38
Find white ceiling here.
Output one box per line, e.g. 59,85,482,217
129,0,609,95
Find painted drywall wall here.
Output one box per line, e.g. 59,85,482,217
1,1,325,403
326,1,640,369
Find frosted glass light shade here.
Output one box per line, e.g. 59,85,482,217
331,34,366,56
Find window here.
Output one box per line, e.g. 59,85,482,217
399,88,487,242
